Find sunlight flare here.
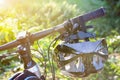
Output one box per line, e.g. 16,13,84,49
0,0,8,8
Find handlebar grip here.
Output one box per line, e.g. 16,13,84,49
82,8,105,22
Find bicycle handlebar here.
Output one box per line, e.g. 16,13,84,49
0,8,105,51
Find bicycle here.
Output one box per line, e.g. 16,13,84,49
0,8,108,80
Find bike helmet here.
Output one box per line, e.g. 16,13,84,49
54,39,108,77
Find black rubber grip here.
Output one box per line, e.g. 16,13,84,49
82,7,105,22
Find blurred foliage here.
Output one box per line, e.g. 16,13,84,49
97,0,120,37
101,0,120,53
103,0,120,16
0,0,120,80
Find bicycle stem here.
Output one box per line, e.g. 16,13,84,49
17,36,41,78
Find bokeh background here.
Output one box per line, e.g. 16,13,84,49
0,0,120,80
